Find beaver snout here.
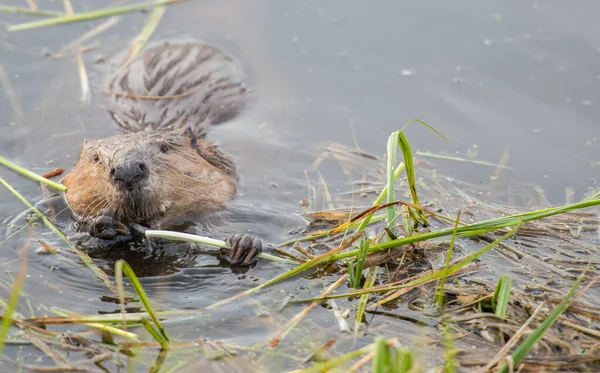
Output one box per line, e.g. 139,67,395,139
110,161,149,191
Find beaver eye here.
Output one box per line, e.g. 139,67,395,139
159,143,170,153
92,153,100,163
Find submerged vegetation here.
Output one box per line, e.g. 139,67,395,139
1,2,600,372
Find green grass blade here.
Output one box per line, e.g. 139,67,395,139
497,276,583,373
140,318,167,348
292,224,521,303
355,164,406,234
415,152,514,169
347,261,356,287
7,0,183,32
256,234,361,289
400,118,448,141
400,205,412,236
582,190,600,201
0,247,27,356
329,197,600,261
0,156,67,192
51,309,140,341
441,317,457,373
350,238,370,289
206,234,362,310
293,344,374,373
0,6,63,17
354,266,378,340
393,346,413,373
120,4,166,65
386,132,398,228
435,210,461,306
396,131,427,225
115,260,170,346
492,274,512,319
0,177,116,293
373,336,391,373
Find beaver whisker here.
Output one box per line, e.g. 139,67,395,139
79,194,109,220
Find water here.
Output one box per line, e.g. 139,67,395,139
1,0,599,371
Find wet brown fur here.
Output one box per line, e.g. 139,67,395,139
62,41,248,232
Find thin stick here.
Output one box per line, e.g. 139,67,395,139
62,0,73,15
8,0,184,32
120,4,166,65
471,301,547,373
74,47,91,104
0,178,115,293
269,274,347,347
286,343,375,373
349,350,375,372
53,309,139,341
59,17,120,54
144,229,228,248
416,151,514,169
0,6,62,17
25,0,37,11
0,244,28,356
0,61,26,126
0,156,67,192
62,0,91,105
30,337,70,366
143,229,299,265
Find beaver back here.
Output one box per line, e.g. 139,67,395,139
105,41,248,137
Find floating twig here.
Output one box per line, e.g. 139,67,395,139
0,5,63,17
8,0,184,32
0,156,66,192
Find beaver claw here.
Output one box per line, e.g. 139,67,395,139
88,215,130,240
220,234,262,266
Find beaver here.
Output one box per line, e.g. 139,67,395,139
61,41,262,266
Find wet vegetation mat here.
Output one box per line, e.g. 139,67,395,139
1,2,600,372
1,118,599,372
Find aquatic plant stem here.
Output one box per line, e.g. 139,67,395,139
269,274,347,347
286,343,375,373
496,276,585,373
7,0,184,32
354,163,405,233
143,229,299,265
0,178,116,293
120,4,166,65
115,260,170,348
293,224,521,303
328,197,600,261
385,132,397,225
0,6,63,17
0,156,66,192
435,210,461,306
0,245,27,356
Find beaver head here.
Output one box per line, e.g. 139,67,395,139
62,128,237,234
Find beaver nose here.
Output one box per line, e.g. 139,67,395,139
110,162,148,189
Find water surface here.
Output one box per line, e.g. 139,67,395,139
1,0,599,371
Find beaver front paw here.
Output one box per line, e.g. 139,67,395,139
88,214,130,240
220,233,262,266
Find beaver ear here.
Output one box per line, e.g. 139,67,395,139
178,127,205,156
177,125,207,140
81,139,92,151
183,127,199,147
